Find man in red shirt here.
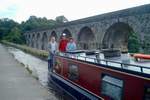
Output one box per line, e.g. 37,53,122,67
59,33,68,52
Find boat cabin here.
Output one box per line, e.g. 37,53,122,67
50,50,150,100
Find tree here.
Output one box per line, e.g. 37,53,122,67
128,32,140,53
55,15,68,23
4,27,25,44
0,18,19,39
0,15,69,44
20,16,58,32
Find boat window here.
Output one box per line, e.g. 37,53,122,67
68,64,79,80
144,86,150,100
101,75,123,100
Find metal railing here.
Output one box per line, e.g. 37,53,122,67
58,53,150,74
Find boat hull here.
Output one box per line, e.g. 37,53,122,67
50,73,101,100
48,54,150,100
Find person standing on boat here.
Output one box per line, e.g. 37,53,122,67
58,33,68,52
66,37,76,51
48,36,58,71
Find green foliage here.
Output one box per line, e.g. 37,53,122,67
55,15,68,23
4,27,25,44
0,18,19,39
20,16,58,32
1,41,48,60
128,32,140,53
0,15,67,44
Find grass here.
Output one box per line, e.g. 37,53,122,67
1,40,49,60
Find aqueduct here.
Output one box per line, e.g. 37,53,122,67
24,4,150,51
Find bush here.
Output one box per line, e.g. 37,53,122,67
128,32,140,53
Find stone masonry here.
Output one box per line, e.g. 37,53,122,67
24,4,150,51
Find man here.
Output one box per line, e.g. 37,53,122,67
59,33,68,52
66,37,76,51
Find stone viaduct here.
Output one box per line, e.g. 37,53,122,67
24,4,150,51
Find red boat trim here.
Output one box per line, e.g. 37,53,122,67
53,72,104,100
56,56,150,80
134,54,150,59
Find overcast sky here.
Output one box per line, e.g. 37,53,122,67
0,0,150,23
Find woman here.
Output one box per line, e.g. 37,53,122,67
48,36,58,71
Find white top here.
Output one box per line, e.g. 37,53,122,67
51,42,56,53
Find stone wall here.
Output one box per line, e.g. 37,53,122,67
24,4,150,51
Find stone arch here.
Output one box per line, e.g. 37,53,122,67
102,22,134,51
36,33,41,49
61,29,72,39
78,26,96,50
31,34,35,48
41,32,48,50
50,31,57,41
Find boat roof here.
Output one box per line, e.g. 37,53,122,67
59,50,150,76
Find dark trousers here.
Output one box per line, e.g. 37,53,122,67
48,54,54,72
48,59,52,71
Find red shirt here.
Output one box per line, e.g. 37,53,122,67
59,39,68,52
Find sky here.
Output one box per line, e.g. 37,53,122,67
0,0,150,23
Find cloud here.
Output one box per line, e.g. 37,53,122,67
0,5,18,18
0,0,150,23
0,0,20,20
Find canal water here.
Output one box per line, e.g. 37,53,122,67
6,46,73,100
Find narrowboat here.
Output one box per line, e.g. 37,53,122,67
48,50,150,100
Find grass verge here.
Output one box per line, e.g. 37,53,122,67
1,40,48,60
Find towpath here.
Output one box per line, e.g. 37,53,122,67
0,44,58,100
